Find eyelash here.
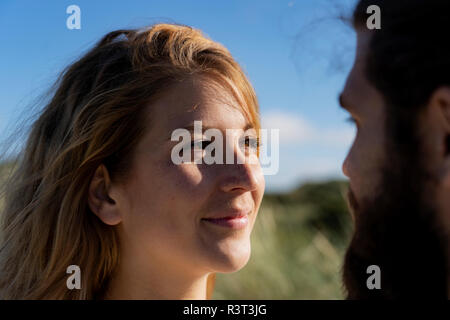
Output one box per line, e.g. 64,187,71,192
191,140,211,149
191,137,261,150
242,137,260,150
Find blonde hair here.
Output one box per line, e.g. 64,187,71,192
0,23,260,299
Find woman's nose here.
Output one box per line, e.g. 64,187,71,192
218,141,261,193
219,162,261,193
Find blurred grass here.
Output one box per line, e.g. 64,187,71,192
0,161,15,210
0,161,352,299
213,180,352,300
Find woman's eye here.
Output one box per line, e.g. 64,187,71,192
191,140,211,150
241,137,260,151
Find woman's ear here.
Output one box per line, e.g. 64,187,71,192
88,164,122,225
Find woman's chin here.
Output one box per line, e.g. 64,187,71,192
207,240,252,273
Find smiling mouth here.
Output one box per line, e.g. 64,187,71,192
201,212,250,229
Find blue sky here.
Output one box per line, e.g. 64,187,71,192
0,0,358,192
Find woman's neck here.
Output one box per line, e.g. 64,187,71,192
104,272,209,300
103,246,210,300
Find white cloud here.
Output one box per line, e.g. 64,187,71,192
265,156,346,192
261,110,355,148
260,110,353,191
318,127,355,147
261,111,314,143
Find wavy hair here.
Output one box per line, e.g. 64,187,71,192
0,23,260,299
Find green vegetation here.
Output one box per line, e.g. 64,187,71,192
0,161,16,210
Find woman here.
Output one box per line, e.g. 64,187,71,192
0,23,265,299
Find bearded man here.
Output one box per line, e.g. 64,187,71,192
340,0,450,299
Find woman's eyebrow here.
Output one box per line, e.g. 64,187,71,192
243,123,255,131
179,122,255,131
177,123,214,132
167,122,255,140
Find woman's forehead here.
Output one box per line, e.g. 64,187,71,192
152,76,251,127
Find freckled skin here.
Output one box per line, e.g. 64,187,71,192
114,74,265,277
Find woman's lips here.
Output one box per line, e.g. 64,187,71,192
201,215,249,229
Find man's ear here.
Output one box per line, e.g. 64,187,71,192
430,87,450,188
433,87,450,131
88,164,122,225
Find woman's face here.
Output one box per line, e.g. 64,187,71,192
114,75,265,275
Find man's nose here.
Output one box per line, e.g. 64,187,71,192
342,153,351,178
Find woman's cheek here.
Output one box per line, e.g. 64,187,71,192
164,164,212,208
254,164,265,198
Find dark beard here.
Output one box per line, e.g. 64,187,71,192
342,109,448,299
